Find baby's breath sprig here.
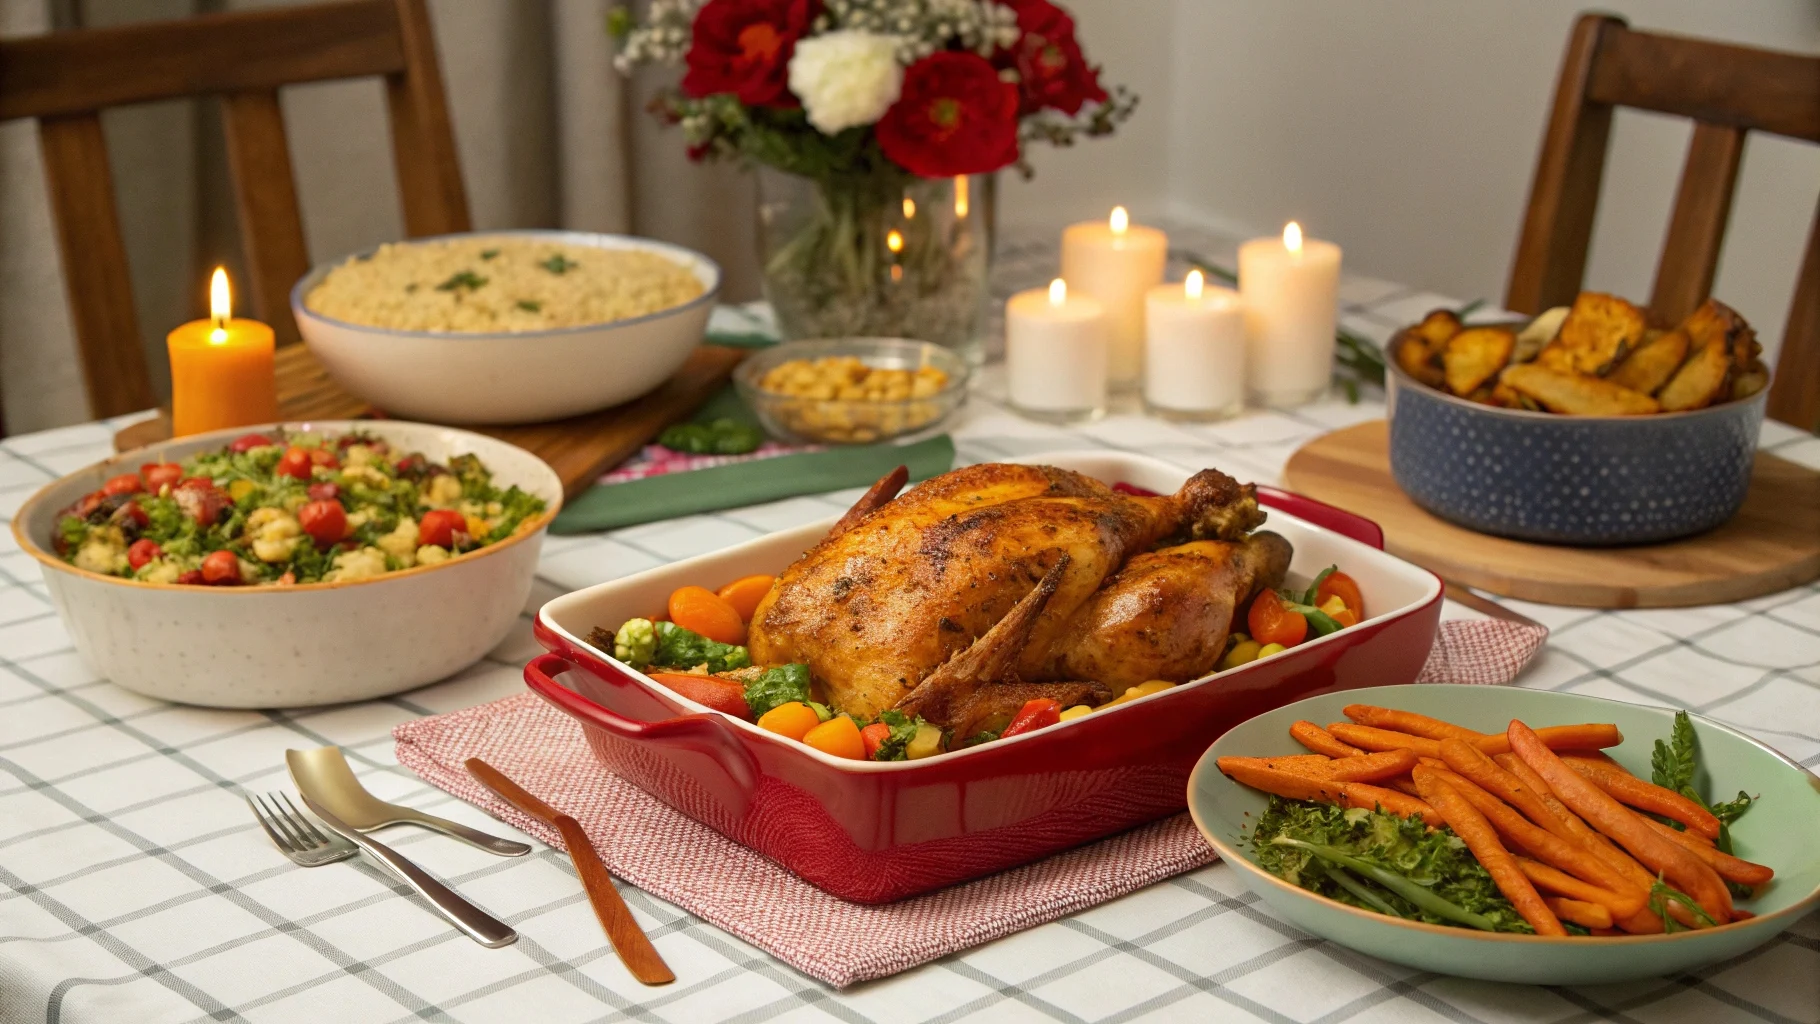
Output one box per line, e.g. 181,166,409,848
609,0,699,73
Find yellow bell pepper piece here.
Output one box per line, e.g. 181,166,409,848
1058,704,1094,722
1256,642,1287,658
1221,640,1262,670
227,479,257,503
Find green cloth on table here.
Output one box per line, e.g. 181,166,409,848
551,434,955,534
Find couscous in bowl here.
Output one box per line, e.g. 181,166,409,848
293,231,720,425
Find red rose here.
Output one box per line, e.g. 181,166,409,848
1000,0,1108,115
681,0,817,108
877,52,1020,178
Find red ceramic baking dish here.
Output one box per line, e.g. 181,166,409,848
529,451,1443,903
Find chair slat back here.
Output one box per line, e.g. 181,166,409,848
0,0,469,426
1509,13,1820,429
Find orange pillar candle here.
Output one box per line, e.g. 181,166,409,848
167,267,278,437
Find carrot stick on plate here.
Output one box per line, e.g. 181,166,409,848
1339,782,1436,822
1419,765,1641,898
1412,766,1567,936
1216,760,1348,804
1514,858,1645,918
1290,720,1363,758
1324,748,1421,783
1561,755,1723,839
1342,705,1488,742
1544,897,1613,930
1439,739,1578,843
1474,723,1623,757
1327,723,1443,759
1219,754,1334,778
1638,814,1774,887
1507,721,1730,925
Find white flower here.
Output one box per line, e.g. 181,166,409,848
788,30,904,135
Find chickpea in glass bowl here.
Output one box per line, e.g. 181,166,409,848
733,338,970,444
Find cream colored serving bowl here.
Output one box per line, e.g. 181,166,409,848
12,421,561,708
292,231,720,425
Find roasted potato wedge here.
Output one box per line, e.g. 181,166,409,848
1442,327,1516,396
1606,327,1690,396
1501,363,1660,415
1732,360,1769,401
1488,381,1527,409
1393,332,1446,388
1412,309,1463,348
1680,298,1758,375
1514,305,1569,364
1535,292,1647,376
1657,335,1733,412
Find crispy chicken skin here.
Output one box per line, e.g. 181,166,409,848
747,463,1287,722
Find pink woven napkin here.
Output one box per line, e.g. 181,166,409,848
393,618,1545,987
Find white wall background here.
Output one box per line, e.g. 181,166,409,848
1000,0,1820,359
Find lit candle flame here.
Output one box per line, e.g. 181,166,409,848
886,230,905,254
1109,206,1129,234
209,267,232,342
1185,269,1204,300
953,176,969,218
1283,221,1303,253
1049,278,1067,305
903,197,916,219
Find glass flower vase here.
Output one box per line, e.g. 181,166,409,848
755,166,990,364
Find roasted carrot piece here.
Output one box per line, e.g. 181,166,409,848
1343,705,1487,742
1324,748,1420,783
1508,721,1730,925
1339,782,1436,822
1216,760,1348,803
715,574,777,622
1514,857,1645,918
1290,720,1362,758
1327,723,1443,759
667,586,747,645
1474,723,1623,757
1217,754,1334,779
1384,776,1423,797
1420,765,1642,898
1440,738,1578,843
1562,755,1722,839
1544,897,1613,930
1413,766,1566,936
1638,814,1773,887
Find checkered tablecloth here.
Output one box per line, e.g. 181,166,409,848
3,227,1817,1023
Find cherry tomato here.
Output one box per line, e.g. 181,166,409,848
126,538,162,571
1246,590,1308,648
298,500,348,547
175,570,206,586
306,482,340,502
229,433,275,453
200,550,241,585
102,473,143,497
173,478,230,526
1000,698,1063,738
275,447,314,481
141,462,183,492
860,722,893,759
394,454,425,476
115,501,149,530
418,509,468,550
1315,571,1365,620
309,448,339,469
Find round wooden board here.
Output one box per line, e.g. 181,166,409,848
1283,420,1820,609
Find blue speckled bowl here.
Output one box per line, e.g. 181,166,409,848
1386,333,1767,545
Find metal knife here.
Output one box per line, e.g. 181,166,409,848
464,758,675,985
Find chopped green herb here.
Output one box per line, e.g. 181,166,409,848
652,620,750,674
516,300,543,313
743,663,811,719
1649,878,1718,934
869,710,923,761
658,418,763,455
540,254,579,275
480,248,500,260
435,270,488,292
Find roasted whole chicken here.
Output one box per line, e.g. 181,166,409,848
747,463,1292,736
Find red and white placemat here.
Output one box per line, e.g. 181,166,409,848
393,618,1545,987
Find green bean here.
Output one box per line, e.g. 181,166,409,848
1270,836,1496,931
1312,860,1404,918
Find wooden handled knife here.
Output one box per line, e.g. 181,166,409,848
464,757,674,985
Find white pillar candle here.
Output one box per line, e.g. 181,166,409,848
1239,221,1342,407
1144,271,1245,420
1005,278,1109,423
1060,206,1167,389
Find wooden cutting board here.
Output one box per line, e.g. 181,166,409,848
114,342,747,501
1282,420,1820,609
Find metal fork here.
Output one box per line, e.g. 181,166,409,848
246,792,517,947
246,793,357,867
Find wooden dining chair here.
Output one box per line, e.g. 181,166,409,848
1507,13,1820,430
0,0,470,431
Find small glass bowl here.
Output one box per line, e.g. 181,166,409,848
734,338,971,445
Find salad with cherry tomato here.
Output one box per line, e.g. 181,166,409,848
53,431,545,586
1220,566,1367,669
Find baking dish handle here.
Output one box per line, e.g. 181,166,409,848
1257,486,1385,550
523,653,759,791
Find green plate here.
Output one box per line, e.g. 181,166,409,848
1187,684,1820,985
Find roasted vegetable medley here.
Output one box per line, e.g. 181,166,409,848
54,431,546,586
593,565,1366,761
